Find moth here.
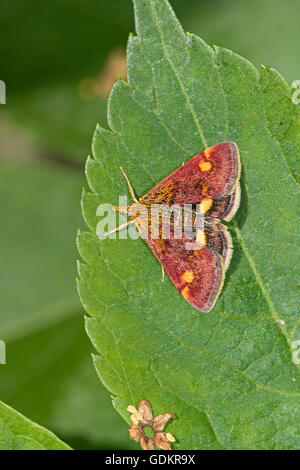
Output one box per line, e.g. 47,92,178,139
109,142,241,312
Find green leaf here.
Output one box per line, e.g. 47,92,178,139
79,0,300,450
260,66,300,183
0,162,135,449
177,0,300,84
47,356,139,450
0,400,70,450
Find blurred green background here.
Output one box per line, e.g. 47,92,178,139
0,0,299,450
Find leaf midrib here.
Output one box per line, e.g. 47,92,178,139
148,0,297,367
150,1,208,149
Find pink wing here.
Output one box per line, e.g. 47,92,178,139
146,233,224,312
141,142,240,206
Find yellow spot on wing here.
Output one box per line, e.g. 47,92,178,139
199,161,212,172
181,286,190,299
204,148,212,159
181,270,194,283
196,230,206,246
200,198,213,213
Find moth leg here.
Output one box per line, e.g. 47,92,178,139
120,167,138,203
161,265,165,282
105,219,135,236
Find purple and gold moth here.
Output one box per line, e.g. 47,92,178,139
111,142,241,312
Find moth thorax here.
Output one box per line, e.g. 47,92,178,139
114,205,133,215
115,202,147,219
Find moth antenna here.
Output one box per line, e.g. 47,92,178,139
120,167,138,203
161,265,165,282
105,219,135,236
